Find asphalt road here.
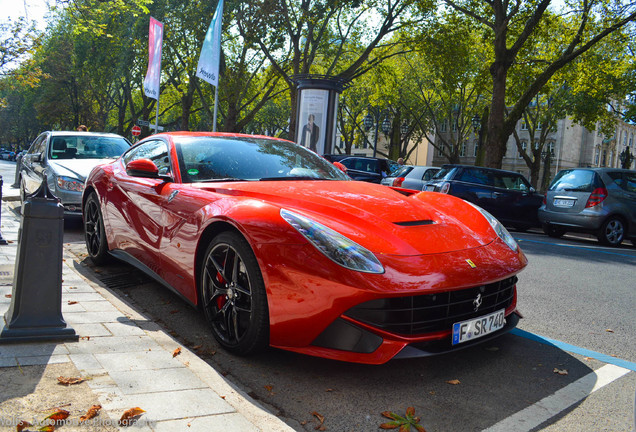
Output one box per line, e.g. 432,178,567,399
1,159,634,431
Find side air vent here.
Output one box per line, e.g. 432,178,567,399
393,220,435,227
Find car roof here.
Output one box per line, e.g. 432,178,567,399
48,131,125,138
440,164,527,176
558,167,636,174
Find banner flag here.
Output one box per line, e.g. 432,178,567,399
196,0,224,86
143,17,164,100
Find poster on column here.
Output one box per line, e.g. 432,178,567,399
298,89,328,154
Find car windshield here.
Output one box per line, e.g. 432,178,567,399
391,166,413,177
549,169,599,192
174,136,350,182
50,136,130,160
431,166,455,180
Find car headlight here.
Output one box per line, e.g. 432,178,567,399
280,209,384,274
467,202,518,252
57,176,84,192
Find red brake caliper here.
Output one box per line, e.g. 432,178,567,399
215,271,226,309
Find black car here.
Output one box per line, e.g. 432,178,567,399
424,164,543,231
336,156,399,183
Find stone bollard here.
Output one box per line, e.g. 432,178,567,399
0,179,77,342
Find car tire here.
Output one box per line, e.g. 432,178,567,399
543,223,565,238
84,193,111,265
597,216,625,247
200,231,269,355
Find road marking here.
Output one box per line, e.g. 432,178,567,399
511,328,636,372
515,237,636,259
483,364,631,432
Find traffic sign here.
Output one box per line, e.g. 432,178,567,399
132,125,142,136
136,119,150,127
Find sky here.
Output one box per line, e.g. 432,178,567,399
0,0,52,30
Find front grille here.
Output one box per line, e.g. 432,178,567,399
344,276,517,335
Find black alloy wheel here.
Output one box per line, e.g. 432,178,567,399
598,216,625,247
84,193,111,265
201,231,269,355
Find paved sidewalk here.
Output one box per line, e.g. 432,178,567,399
0,185,295,431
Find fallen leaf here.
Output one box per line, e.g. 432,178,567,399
446,379,461,385
192,345,202,350
173,347,182,357
4,294,11,298
67,301,78,305
325,388,334,392
380,407,426,431
16,420,31,432
584,357,592,361
605,329,614,333
80,405,102,422
80,336,90,341
57,376,86,385
119,407,145,426
264,385,274,394
553,368,568,375
312,411,325,430
44,409,70,421
169,309,179,314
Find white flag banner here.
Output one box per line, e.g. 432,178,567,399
196,0,224,86
143,17,164,100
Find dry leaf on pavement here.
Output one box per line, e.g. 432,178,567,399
44,409,70,421
553,368,568,375
380,407,426,431
57,376,86,385
80,405,102,422
16,420,31,432
173,347,182,357
446,379,461,385
119,407,146,426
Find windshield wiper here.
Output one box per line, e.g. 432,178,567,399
196,177,247,183
259,176,330,181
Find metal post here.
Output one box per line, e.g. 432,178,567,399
0,176,7,246
0,179,77,343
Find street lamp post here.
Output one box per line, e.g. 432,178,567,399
363,107,392,158
471,114,483,165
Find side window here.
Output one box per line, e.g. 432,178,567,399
458,168,490,186
28,135,47,155
123,140,171,175
624,174,636,192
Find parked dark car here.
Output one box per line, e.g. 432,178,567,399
337,156,399,183
381,165,440,190
424,164,543,231
19,131,131,214
538,167,636,246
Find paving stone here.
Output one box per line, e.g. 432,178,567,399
69,353,105,373
64,336,159,355
80,301,120,312
95,350,184,372
152,413,259,432
0,343,69,358
109,368,207,395
63,311,129,324
103,322,146,337
16,354,70,366
72,323,112,337
62,292,111,303
100,388,235,421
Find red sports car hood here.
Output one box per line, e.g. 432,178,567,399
197,180,498,256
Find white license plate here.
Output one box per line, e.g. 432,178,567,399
553,198,575,207
452,309,505,345
425,185,436,191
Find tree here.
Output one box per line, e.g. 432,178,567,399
442,0,636,168
239,0,427,140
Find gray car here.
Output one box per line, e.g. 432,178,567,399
380,165,440,190
538,167,636,246
19,131,131,214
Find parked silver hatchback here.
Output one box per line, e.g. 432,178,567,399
538,168,636,246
